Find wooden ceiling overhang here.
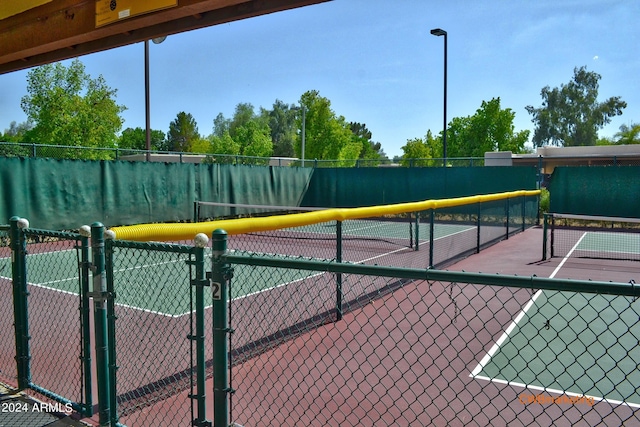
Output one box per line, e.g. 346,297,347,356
0,0,328,75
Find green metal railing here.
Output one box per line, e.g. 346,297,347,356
5,218,93,417
3,219,640,426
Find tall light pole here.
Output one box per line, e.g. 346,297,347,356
145,36,166,161
430,28,447,166
301,104,306,167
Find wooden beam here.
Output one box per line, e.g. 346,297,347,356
0,0,329,75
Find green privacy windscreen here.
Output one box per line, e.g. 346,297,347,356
548,166,640,218
0,158,313,230
300,166,538,207
0,157,536,230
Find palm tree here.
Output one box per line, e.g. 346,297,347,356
613,123,640,145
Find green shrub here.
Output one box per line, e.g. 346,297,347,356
539,188,550,215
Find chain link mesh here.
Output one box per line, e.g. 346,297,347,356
3,220,640,426
4,141,640,168
226,259,640,426
18,229,90,414
0,224,15,385
108,241,204,427
219,196,538,271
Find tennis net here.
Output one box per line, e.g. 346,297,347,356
544,213,640,261
194,196,539,269
195,201,420,264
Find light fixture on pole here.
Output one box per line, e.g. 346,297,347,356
145,36,166,161
430,28,447,167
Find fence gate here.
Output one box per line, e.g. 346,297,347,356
9,218,92,416
105,237,210,426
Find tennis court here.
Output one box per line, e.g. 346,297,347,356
0,220,480,317
459,222,640,414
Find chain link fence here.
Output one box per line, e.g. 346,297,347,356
223,252,640,427
21,228,92,415
4,141,640,169
3,219,640,426
106,239,208,427
0,224,15,385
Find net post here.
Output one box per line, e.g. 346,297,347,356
211,229,231,427
414,211,420,251
542,213,548,260
521,194,526,232
336,221,343,321
476,202,481,254
409,212,413,249
90,222,111,427
505,198,510,240
550,213,555,258
429,210,435,267
9,216,30,390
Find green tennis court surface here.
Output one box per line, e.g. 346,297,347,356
0,222,477,317
472,288,640,407
283,219,474,241
577,231,640,257
475,228,640,406
0,248,319,317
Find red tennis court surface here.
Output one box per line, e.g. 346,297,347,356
108,226,640,426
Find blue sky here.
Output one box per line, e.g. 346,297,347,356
1,0,638,158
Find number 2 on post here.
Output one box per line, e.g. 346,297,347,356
211,281,222,300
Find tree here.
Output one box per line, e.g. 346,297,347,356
118,127,166,151
349,122,387,164
234,121,273,159
526,66,626,147
229,103,258,139
263,100,297,157
447,97,529,157
167,112,200,152
400,130,439,166
20,59,125,159
0,121,34,157
613,123,640,145
207,104,273,161
189,137,213,154
297,90,357,165
212,113,230,138
210,131,240,156
2,121,33,142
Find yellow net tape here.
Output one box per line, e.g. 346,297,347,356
110,190,540,242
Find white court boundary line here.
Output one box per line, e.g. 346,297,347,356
467,232,640,408
1,250,200,319
0,223,479,320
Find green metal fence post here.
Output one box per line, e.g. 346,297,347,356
211,229,231,427
191,235,211,426
9,216,30,390
103,235,119,426
90,223,111,426
78,233,94,416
